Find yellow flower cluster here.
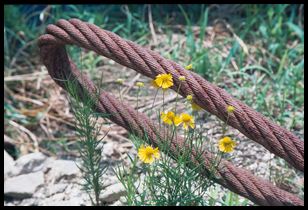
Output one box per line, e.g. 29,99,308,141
117,71,238,165
161,111,195,130
161,111,182,126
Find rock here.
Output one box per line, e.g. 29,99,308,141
12,152,47,176
135,174,146,194
119,196,127,204
65,183,85,198
4,202,15,206
37,193,65,206
41,195,87,206
100,183,127,203
4,150,15,179
38,183,91,206
102,176,119,188
4,171,44,199
46,183,67,197
54,198,86,206
18,198,38,206
110,200,123,206
102,142,114,157
46,160,80,182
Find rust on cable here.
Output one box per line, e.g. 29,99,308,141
38,19,304,206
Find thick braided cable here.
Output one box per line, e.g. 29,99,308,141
38,33,303,206
39,19,303,172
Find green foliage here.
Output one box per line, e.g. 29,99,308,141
114,87,249,206
65,77,109,206
115,133,217,206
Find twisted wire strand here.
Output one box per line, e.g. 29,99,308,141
41,19,303,172
38,19,304,206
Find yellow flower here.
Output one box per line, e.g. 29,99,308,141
136,82,144,87
179,76,186,81
191,102,202,111
179,113,195,130
151,79,160,89
154,73,173,89
185,64,193,70
227,105,235,113
116,78,124,84
186,95,193,101
138,145,160,164
161,111,181,126
218,137,236,153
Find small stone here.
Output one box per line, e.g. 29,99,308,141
4,150,15,179
4,202,15,206
102,176,119,188
100,183,127,203
121,142,133,148
12,152,47,176
64,183,85,198
56,198,86,206
263,153,274,161
135,174,146,194
46,183,67,197
102,142,114,157
18,198,37,206
45,198,84,206
108,60,115,65
4,171,44,199
119,196,127,204
39,189,90,206
40,193,65,205
110,200,123,206
46,160,80,182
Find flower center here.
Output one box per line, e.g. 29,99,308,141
161,75,170,82
182,117,190,123
145,150,154,158
162,79,168,84
224,142,231,146
167,113,175,120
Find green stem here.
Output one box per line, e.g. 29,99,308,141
137,87,140,110
150,88,159,117
162,89,165,112
118,86,123,102
162,90,165,134
222,113,230,137
174,82,182,114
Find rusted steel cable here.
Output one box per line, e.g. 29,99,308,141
38,19,304,206
37,19,303,172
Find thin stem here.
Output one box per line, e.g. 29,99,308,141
150,88,159,117
118,86,123,102
162,89,165,134
174,82,182,114
137,87,140,110
162,89,165,112
222,113,230,137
